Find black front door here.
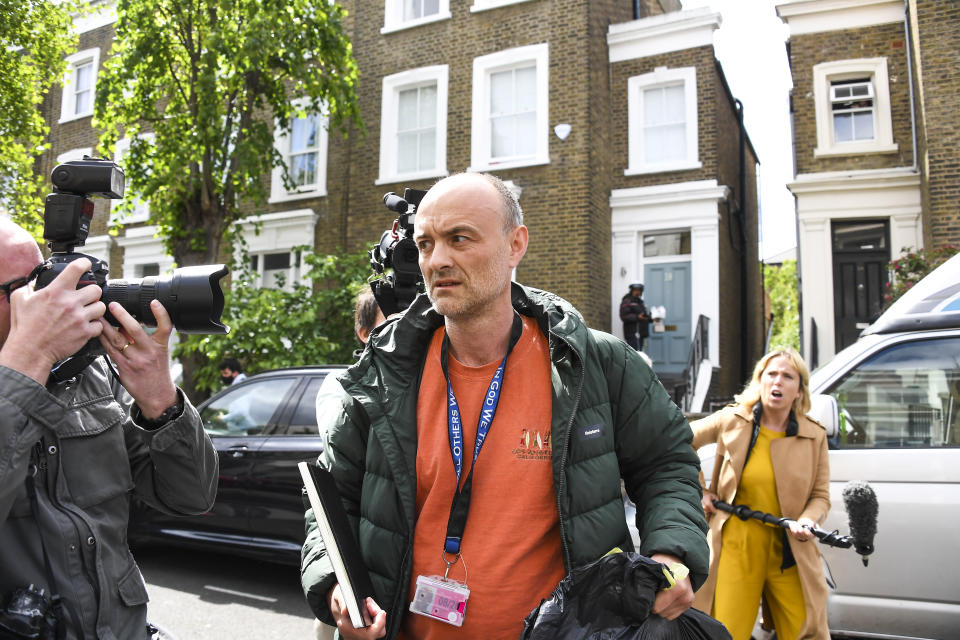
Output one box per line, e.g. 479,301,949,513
832,220,890,352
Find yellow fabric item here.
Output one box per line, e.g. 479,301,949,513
712,427,807,640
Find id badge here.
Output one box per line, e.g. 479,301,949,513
408,575,470,627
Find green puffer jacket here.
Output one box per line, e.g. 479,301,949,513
301,284,708,638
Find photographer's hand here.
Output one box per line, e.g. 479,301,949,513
0,258,105,384
98,300,177,418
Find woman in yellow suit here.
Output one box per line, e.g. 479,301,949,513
691,349,831,640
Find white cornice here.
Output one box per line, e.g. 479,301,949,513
776,0,903,36
610,179,729,209
238,208,317,227
608,8,721,63
72,1,116,35
788,167,920,195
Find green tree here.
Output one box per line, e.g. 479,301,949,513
94,0,362,266
175,248,369,396
764,259,800,352
94,0,361,399
0,0,76,236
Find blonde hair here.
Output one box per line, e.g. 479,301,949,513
734,347,811,415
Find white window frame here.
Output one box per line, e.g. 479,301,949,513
60,48,100,123
116,225,175,279
377,65,448,185
382,0,451,34
813,58,897,157
626,66,701,175
237,209,317,291
470,43,550,172
110,135,154,225
269,102,329,203
470,0,536,12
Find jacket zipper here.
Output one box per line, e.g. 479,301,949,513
552,331,585,572
37,437,103,619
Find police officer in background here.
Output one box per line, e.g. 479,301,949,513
620,283,650,351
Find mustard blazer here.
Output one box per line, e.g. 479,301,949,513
691,404,831,639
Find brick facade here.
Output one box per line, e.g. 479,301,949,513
38,1,763,401
913,0,960,246
779,0,959,363
789,22,913,176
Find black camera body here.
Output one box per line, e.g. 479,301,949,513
36,157,230,381
369,188,427,316
0,584,57,639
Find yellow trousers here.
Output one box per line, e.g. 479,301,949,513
713,517,807,640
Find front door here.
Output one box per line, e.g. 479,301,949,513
644,261,692,376
832,220,889,352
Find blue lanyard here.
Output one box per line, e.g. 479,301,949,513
440,312,523,557
446,356,505,485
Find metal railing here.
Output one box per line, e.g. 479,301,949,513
679,315,710,412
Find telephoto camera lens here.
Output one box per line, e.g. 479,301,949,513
102,264,230,334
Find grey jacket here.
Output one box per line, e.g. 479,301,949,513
0,359,218,640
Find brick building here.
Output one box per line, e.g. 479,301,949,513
777,0,960,365
40,0,764,403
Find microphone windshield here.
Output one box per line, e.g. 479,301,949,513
842,480,878,565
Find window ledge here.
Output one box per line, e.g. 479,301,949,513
375,168,449,186
268,188,326,204
814,142,899,158
470,0,536,12
381,11,452,34
109,213,151,227
58,111,94,125
625,160,702,176
468,156,550,173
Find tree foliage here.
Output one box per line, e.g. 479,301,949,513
0,0,76,236
764,259,799,352
174,248,369,395
884,245,959,309
94,0,362,267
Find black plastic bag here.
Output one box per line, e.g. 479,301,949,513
519,552,730,640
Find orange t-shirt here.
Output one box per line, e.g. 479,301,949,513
398,316,564,640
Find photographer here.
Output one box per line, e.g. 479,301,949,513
0,219,218,639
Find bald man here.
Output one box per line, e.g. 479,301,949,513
0,219,217,639
301,173,707,640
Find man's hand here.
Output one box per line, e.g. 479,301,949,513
328,584,386,639
650,552,694,621
98,300,178,418
0,258,105,384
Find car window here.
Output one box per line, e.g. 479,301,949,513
286,375,328,435
201,377,298,436
827,337,960,448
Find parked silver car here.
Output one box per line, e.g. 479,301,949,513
808,253,960,639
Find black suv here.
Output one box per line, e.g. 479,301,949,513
129,365,346,565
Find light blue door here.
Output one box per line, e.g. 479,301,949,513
644,261,692,376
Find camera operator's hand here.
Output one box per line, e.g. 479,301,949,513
0,258,105,384
98,300,178,419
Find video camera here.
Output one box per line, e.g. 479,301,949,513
35,157,230,381
368,188,427,316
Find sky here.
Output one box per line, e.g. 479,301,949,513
680,0,796,262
